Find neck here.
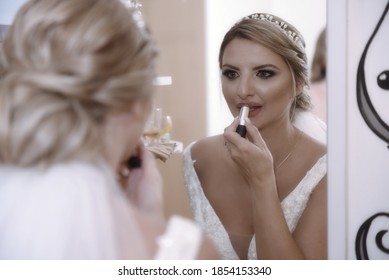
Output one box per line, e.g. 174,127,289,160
259,119,299,168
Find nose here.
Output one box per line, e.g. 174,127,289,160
237,76,254,99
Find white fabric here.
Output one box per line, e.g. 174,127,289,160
183,143,327,260
154,215,202,259
0,161,201,260
293,110,327,144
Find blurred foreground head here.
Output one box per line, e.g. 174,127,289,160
0,0,158,167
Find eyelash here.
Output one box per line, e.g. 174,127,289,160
222,70,239,79
257,70,274,79
222,69,275,80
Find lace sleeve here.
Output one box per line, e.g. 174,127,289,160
281,155,327,232
183,142,204,222
248,155,327,259
182,142,240,259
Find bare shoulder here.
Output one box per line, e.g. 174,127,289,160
191,134,224,161
190,135,226,176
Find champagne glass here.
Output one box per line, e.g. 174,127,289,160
143,107,172,146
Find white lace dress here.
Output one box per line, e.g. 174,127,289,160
0,161,202,260
183,142,327,259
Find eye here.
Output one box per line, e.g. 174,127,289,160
256,70,274,79
222,69,239,80
377,70,389,90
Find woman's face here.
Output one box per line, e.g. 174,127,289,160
221,38,297,129
125,95,153,154
104,94,153,168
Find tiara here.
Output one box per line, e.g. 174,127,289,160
120,0,145,30
245,13,303,47
120,0,142,9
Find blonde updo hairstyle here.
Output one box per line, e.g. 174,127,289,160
0,0,157,167
219,13,311,116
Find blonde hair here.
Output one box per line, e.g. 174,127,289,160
219,13,311,114
0,0,157,167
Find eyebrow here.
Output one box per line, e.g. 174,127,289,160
221,63,281,71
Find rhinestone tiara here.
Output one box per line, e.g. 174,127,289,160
245,13,303,47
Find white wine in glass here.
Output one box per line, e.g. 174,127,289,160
143,108,172,145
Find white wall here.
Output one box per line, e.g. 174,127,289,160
205,0,327,136
0,0,27,25
327,0,347,259
328,0,389,260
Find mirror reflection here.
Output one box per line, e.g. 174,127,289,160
141,0,327,259
0,0,327,260
141,0,326,214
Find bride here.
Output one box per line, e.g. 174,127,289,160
184,13,327,259
0,0,217,260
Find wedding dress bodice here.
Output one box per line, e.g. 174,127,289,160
183,142,327,259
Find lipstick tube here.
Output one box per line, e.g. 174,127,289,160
236,106,249,137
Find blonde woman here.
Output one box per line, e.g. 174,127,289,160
184,13,327,259
0,0,217,260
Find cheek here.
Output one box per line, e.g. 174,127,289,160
221,83,237,113
124,121,144,157
266,87,291,103
221,80,237,102
139,97,153,127
126,98,153,153
263,78,294,102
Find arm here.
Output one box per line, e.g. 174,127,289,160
123,144,220,260
224,119,325,259
120,144,166,255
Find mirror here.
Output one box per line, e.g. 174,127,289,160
140,0,326,218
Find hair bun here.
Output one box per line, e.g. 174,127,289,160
0,69,101,166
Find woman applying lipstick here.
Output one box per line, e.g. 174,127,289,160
184,13,327,259
0,0,219,260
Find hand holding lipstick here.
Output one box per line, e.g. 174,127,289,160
224,117,274,187
122,144,164,214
